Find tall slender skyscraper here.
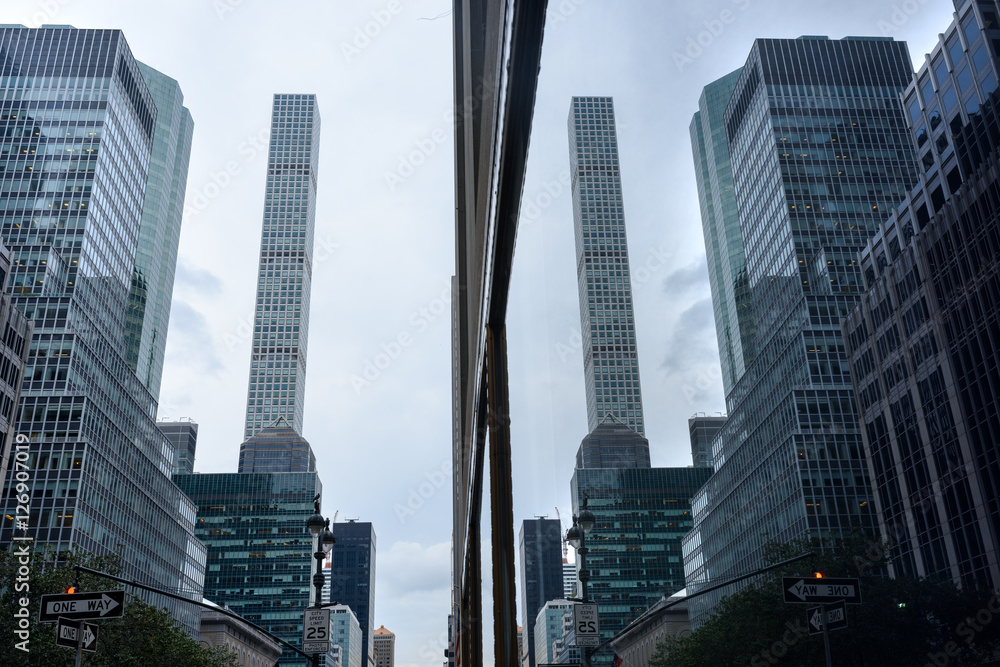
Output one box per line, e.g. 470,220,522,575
0,25,204,634
243,94,319,439
569,97,645,435
683,36,920,626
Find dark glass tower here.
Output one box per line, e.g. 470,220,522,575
844,0,1000,592
518,518,564,667
687,414,726,468
568,97,645,435
243,94,319,439
0,25,204,634
326,520,377,667
173,472,322,667
683,36,920,626
158,418,198,476
691,68,755,395
575,417,651,469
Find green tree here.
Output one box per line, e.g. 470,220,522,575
651,535,1000,667
1,548,240,666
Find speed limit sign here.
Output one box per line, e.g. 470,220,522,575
574,603,600,647
303,608,331,653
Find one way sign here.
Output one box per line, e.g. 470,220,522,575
783,577,862,605
40,590,125,622
56,618,98,652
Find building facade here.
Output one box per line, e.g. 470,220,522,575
199,605,284,667
687,414,725,469
328,604,363,667
519,518,564,667
325,520,377,667
159,418,198,476
0,242,31,499
571,467,711,655
843,0,1000,592
691,68,755,396
683,36,920,626
237,415,316,473
243,94,319,439
562,561,576,599
0,25,204,634
575,417,651,469
608,593,691,667
568,96,645,435
173,472,322,667
373,624,395,667
533,599,573,666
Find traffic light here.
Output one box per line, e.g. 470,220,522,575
64,586,76,594
814,572,824,579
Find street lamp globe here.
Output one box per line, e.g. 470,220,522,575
566,523,583,550
321,519,336,552
306,510,325,536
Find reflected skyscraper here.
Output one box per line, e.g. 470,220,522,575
243,94,319,439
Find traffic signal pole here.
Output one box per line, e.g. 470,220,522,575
822,604,832,667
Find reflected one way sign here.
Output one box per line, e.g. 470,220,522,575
783,577,862,605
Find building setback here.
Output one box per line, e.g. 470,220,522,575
683,36,920,627
843,0,1000,591
568,96,646,435
0,25,204,634
237,415,316,473
687,414,725,469
518,518,564,667
243,94,319,439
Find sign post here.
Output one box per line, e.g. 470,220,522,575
56,617,98,652
40,591,125,623
573,603,599,647
302,608,331,655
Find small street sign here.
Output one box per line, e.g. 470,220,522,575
56,617,98,652
783,577,862,605
807,600,849,636
302,608,331,654
40,591,126,622
574,603,600,647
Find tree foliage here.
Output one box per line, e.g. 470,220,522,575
651,535,1000,667
1,548,239,666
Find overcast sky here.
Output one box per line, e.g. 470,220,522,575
4,1,954,665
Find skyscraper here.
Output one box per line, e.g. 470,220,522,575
128,62,193,399
327,520,377,667
158,418,198,476
518,518,564,667
683,35,920,626
575,415,651,469
843,0,1000,591
690,69,754,396
687,414,726,468
173,471,322,666
569,97,645,435
0,25,204,634
243,94,319,439
373,625,395,667
0,241,31,499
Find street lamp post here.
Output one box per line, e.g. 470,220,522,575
306,498,336,667
567,497,596,667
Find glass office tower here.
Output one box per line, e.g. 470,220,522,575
173,472,323,667
158,418,198,476
237,415,316,473
683,36,920,626
0,25,204,634
690,69,755,396
243,94,319,439
325,520,377,667
843,0,1000,592
570,467,712,656
518,518,564,667
568,97,645,435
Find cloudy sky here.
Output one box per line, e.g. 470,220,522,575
4,0,953,664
